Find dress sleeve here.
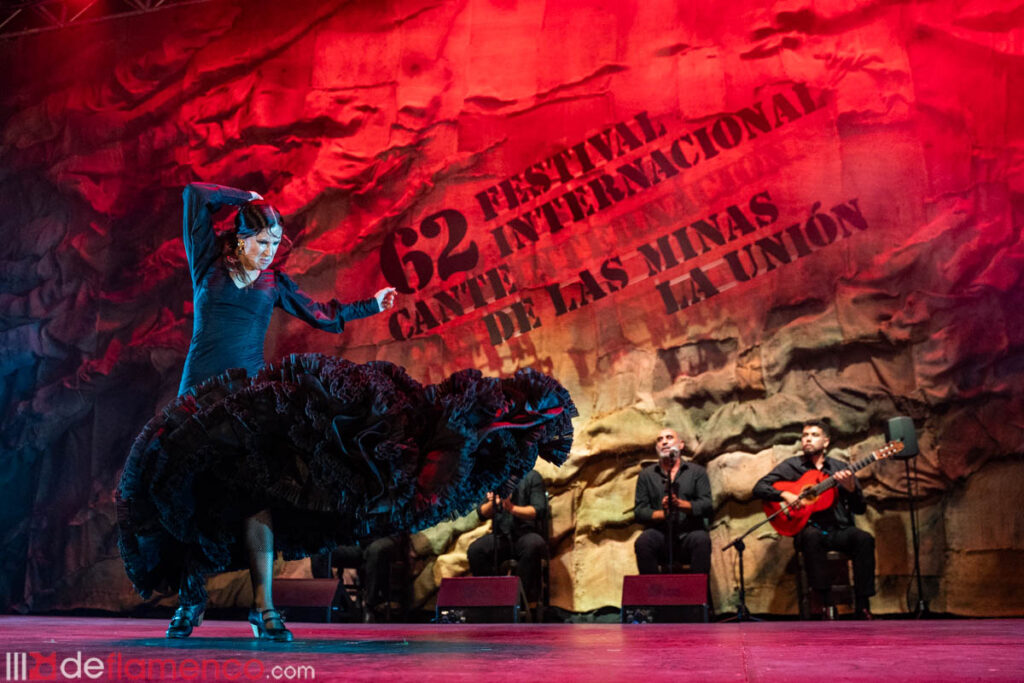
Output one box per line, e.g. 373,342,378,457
182,183,254,285
274,270,380,333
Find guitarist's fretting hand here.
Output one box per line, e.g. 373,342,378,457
834,468,857,492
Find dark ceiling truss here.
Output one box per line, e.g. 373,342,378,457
0,0,215,39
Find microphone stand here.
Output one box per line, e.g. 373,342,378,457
905,458,930,617
490,494,506,576
492,497,500,573
664,455,675,571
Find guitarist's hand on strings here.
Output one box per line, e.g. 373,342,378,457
834,468,857,492
781,490,803,510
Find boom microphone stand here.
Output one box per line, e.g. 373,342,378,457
720,498,808,622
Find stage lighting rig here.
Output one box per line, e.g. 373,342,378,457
0,0,214,39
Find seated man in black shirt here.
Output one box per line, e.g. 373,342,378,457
752,419,875,619
633,428,712,574
466,470,548,602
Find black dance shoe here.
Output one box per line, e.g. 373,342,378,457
248,608,293,642
166,604,205,638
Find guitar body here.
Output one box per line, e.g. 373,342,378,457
763,470,837,536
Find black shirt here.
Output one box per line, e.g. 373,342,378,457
477,470,547,538
634,460,712,535
753,454,867,529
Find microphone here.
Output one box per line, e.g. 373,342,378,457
661,445,680,459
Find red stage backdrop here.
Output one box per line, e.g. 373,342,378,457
1,0,1023,616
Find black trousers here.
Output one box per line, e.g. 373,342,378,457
634,528,711,575
795,525,875,598
467,532,547,601
311,536,399,609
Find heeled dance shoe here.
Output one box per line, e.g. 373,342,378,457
248,608,293,642
166,603,205,638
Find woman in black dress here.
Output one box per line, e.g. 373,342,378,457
124,183,395,641
118,183,575,641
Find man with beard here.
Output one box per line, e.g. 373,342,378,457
753,419,875,619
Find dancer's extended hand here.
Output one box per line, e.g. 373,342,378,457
375,287,398,311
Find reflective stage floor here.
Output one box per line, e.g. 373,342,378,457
1,616,1021,681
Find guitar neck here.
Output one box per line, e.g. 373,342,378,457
809,451,879,495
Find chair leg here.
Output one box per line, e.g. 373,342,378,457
540,559,550,622
517,579,532,623
797,553,811,620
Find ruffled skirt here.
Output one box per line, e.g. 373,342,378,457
117,354,576,602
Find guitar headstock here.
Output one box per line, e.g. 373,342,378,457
875,441,905,461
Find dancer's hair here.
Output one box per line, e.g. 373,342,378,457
235,201,283,238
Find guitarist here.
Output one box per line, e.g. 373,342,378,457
753,420,875,619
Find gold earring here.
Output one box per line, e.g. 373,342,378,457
237,239,244,251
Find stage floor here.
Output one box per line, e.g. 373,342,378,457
0,616,1021,681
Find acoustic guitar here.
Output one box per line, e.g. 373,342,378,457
763,441,904,536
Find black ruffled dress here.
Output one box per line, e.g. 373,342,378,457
116,184,576,604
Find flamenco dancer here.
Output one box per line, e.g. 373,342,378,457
117,183,576,642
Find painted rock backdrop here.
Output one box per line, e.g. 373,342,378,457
1,0,1023,616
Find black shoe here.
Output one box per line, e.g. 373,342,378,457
856,607,874,620
248,608,293,642
166,604,205,639
820,605,836,621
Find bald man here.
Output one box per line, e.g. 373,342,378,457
633,428,712,574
